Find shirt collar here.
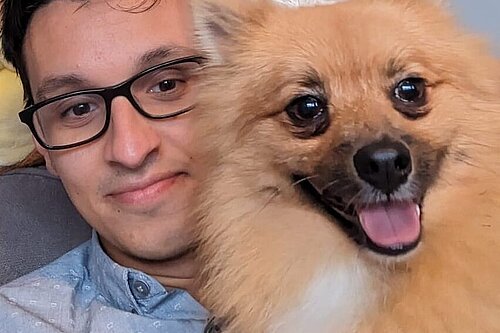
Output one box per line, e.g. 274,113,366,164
87,231,208,320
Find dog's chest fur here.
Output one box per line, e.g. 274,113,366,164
268,262,378,333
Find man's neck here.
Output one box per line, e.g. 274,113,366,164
100,238,199,297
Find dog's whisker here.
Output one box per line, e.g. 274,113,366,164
291,174,320,187
345,189,364,209
319,179,341,193
255,186,282,216
320,178,352,193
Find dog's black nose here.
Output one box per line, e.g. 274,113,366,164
353,139,412,194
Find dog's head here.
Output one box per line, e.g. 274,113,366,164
193,0,500,258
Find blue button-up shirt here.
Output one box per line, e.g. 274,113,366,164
0,231,209,332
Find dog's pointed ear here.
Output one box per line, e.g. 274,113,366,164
416,0,449,7
434,0,449,5
192,0,270,64
395,0,449,7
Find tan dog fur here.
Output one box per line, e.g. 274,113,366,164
191,0,500,332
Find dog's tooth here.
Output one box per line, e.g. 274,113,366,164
416,205,421,217
390,243,404,251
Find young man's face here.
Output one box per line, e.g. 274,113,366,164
24,0,198,262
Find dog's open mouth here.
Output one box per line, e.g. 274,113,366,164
357,202,421,255
296,177,422,256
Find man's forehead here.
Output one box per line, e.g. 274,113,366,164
24,0,194,100
37,0,163,16
68,0,159,10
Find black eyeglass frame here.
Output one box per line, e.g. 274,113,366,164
18,55,206,150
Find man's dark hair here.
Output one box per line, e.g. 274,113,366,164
1,0,159,106
1,0,53,105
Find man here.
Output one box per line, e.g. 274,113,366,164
0,0,211,331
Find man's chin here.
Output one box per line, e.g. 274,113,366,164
130,242,197,263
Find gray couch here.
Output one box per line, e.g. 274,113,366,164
0,167,91,285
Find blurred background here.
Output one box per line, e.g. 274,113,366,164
451,0,499,54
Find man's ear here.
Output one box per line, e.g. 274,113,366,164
192,0,271,64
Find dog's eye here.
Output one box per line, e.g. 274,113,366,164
285,95,330,138
393,78,426,104
287,96,325,121
392,77,429,118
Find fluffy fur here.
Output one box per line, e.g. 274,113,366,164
191,0,500,332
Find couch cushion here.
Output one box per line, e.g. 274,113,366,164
0,167,91,285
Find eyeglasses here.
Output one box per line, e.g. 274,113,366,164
19,55,205,150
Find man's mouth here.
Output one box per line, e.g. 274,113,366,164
107,172,188,206
296,177,422,256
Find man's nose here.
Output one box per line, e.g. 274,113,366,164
104,97,161,169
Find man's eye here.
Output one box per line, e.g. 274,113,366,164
61,103,93,118
149,79,181,93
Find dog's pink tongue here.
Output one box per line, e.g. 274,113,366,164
358,202,420,248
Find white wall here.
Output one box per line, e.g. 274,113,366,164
450,0,499,54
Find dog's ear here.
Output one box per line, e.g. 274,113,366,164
423,0,449,7
409,0,449,7
380,0,449,7
192,0,271,64
432,0,449,5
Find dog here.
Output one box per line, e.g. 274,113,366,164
190,0,500,332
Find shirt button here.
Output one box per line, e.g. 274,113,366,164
132,280,150,298
204,317,223,333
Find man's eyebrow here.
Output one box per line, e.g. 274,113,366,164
35,75,91,102
34,46,200,102
136,46,200,69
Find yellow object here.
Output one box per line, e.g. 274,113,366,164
0,54,34,166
